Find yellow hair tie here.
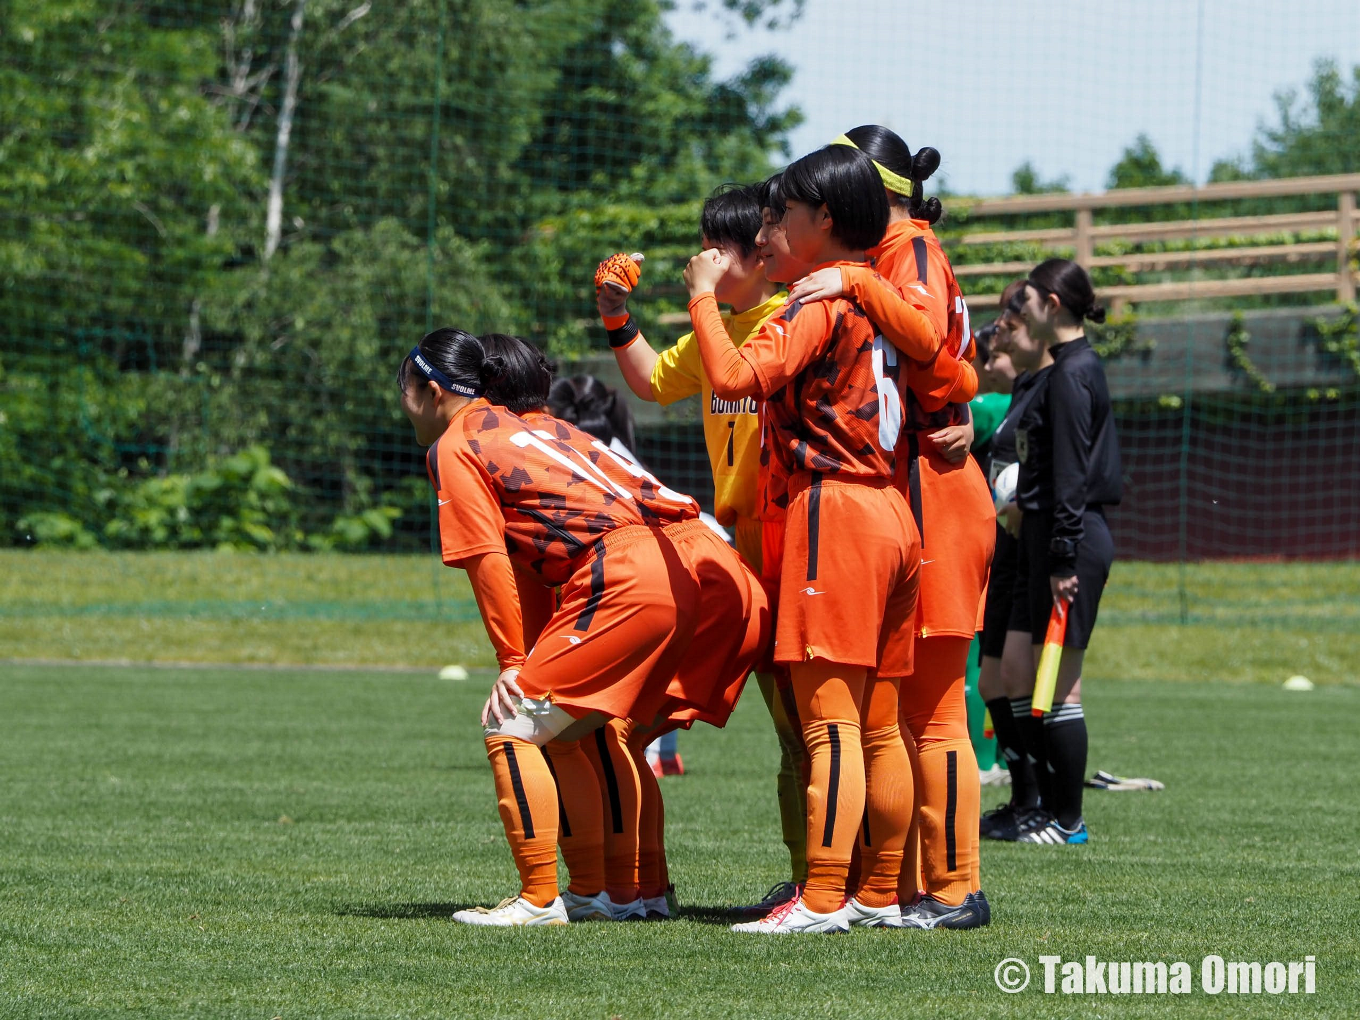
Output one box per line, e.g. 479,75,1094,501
831,133,914,198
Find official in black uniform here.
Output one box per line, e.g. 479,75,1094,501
1006,258,1122,846
976,287,1059,841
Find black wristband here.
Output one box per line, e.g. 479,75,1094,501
607,316,640,349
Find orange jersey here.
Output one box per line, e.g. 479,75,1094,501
838,220,978,422
688,261,905,491
427,400,693,586
860,224,994,639
519,411,700,529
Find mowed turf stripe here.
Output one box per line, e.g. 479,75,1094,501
0,664,1356,1019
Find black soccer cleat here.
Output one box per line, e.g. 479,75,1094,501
979,802,1018,840
899,891,990,930
972,889,991,926
981,802,1046,841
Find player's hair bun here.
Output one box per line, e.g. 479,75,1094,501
478,353,508,389
910,146,940,183
1085,304,1107,324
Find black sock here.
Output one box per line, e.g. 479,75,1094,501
1043,703,1088,829
987,697,1039,809
1017,700,1053,811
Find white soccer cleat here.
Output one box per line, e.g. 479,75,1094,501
642,894,671,920
560,890,613,922
451,895,568,927
730,894,849,934
844,896,904,928
605,893,647,921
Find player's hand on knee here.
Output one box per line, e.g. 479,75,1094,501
482,667,524,727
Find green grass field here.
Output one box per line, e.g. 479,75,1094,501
0,663,1357,1018
2,551,1357,1016
3,551,1358,684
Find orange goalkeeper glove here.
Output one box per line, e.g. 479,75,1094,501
595,252,644,330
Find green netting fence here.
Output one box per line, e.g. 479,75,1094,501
2,0,1359,635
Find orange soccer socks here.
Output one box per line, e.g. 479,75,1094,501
628,726,670,900
792,662,868,915
582,718,643,904
901,635,982,907
542,739,606,897
856,676,913,908
484,734,560,908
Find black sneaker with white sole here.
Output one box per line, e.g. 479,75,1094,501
979,802,1019,840
981,802,1047,841
1018,816,1089,844
899,891,990,930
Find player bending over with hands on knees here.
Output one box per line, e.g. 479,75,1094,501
400,327,711,926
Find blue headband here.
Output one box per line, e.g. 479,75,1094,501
406,347,482,398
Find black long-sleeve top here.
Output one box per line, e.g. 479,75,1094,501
987,365,1052,484
1014,336,1122,575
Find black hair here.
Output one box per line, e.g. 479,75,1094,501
398,326,505,395
547,375,636,450
974,322,997,366
757,172,786,220
1000,278,1028,317
1027,258,1107,324
843,124,943,225
778,145,889,251
475,333,557,415
700,183,764,257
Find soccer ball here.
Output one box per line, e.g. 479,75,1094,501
992,462,1019,512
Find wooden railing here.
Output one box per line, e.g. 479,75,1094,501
950,172,1360,310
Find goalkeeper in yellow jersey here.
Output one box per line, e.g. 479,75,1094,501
595,183,807,913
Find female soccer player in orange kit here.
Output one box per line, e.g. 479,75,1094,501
788,125,996,929
685,145,921,934
473,332,769,922
399,327,709,927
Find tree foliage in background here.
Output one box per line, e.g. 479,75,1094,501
1,0,799,548
3,7,1357,551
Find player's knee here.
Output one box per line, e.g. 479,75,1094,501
483,697,579,745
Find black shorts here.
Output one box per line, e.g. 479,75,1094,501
1007,508,1113,650
980,523,1016,658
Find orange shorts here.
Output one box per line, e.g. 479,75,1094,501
660,520,771,729
518,525,699,722
896,441,996,638
773,474,921,676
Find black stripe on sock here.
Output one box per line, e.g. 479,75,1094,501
945,749,958,873
540,746,571,838
574,541,607,632
594,728,624,834
503,741,535,840
806,473,822,582
861,803,872,848
822,722,841,848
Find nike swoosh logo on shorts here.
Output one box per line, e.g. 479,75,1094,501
802,587,825,595
437,499,453,506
